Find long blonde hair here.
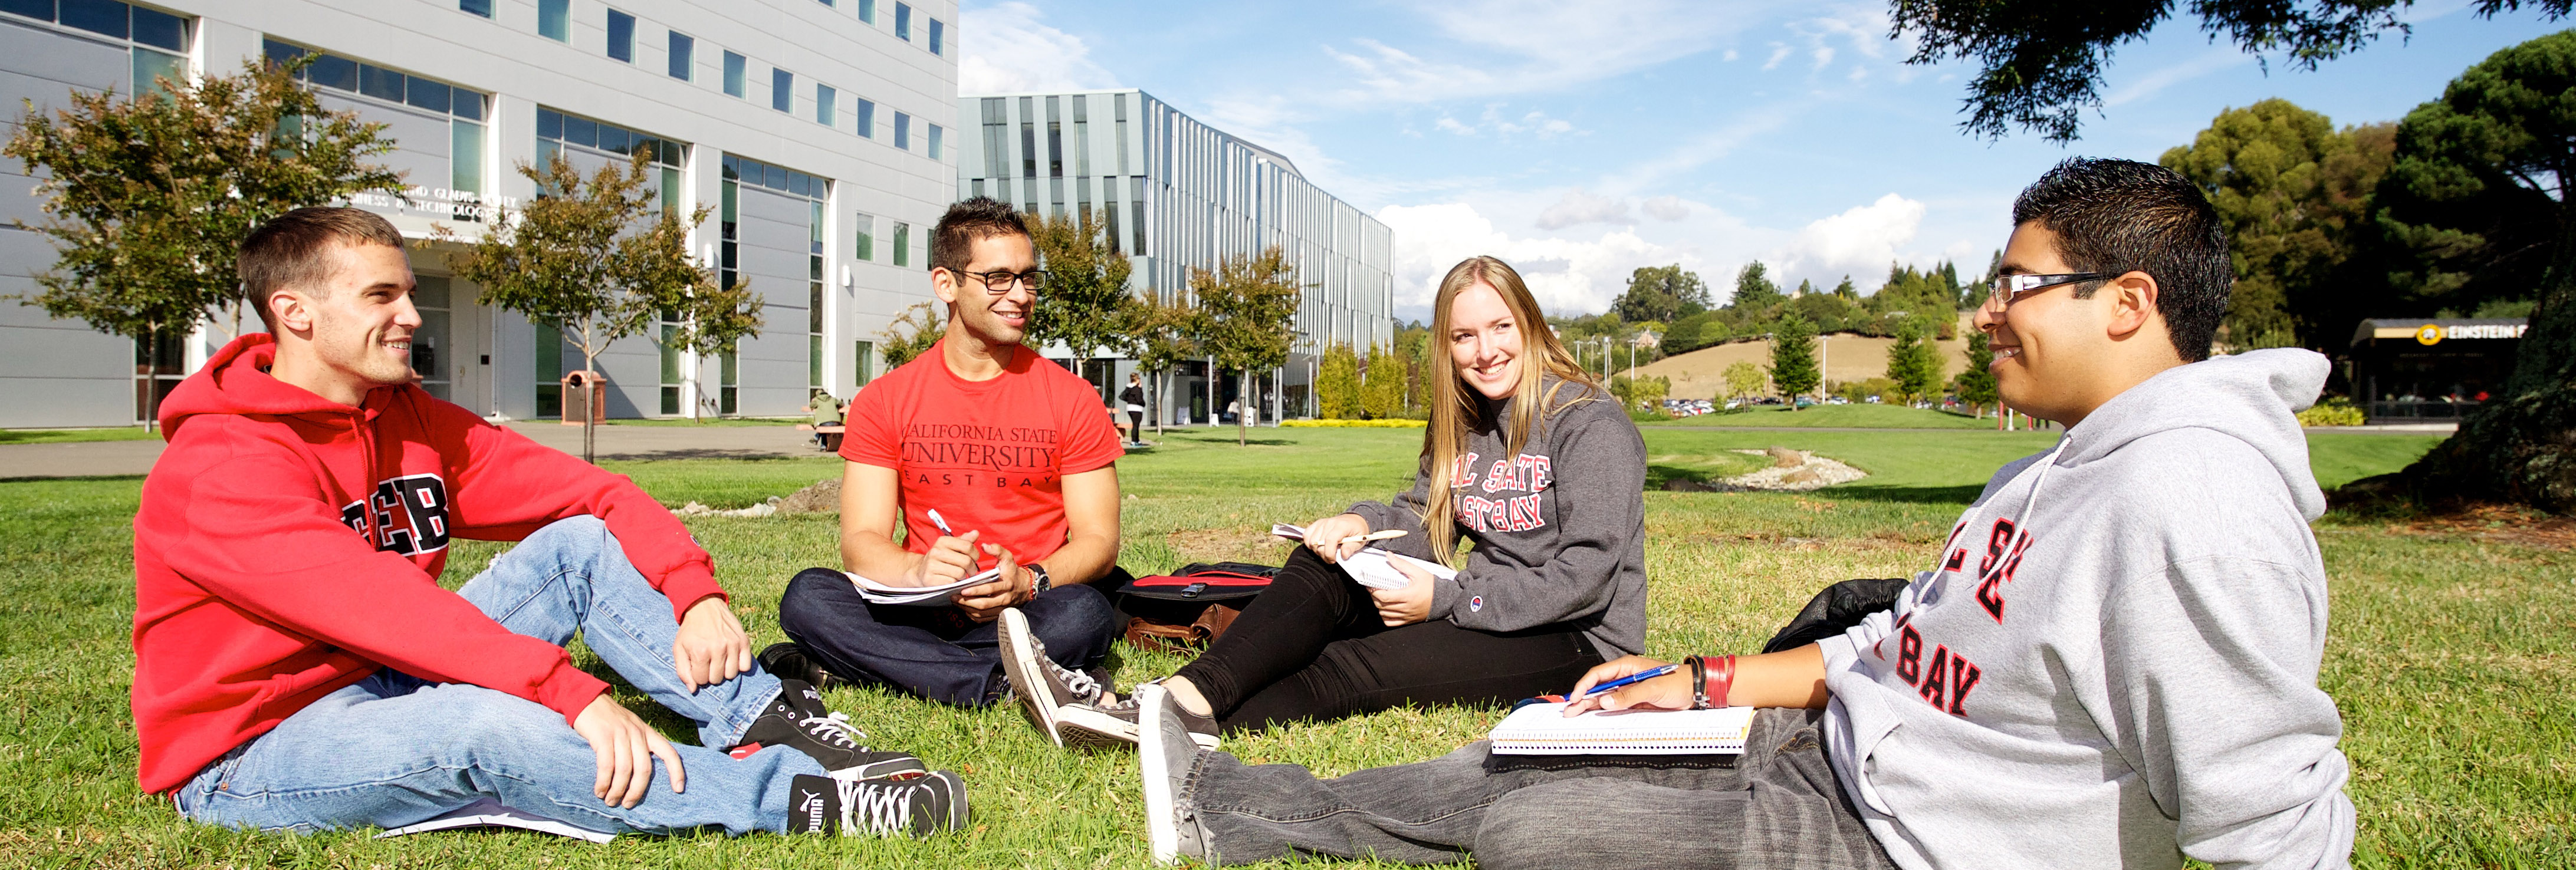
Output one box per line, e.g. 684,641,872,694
1418,256,1601,561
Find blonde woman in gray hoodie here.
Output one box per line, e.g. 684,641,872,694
1134,158,2355,870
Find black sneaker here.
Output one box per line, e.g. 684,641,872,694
998,608,1141,749
1138,684,1211,864
734,679,926,781
786,771,967,838
758,642,844,691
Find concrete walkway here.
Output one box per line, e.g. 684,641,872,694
0,421,834,480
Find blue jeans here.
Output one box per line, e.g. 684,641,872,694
172,516,826,836
776,566,1123,707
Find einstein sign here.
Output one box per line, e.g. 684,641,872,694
2414,322,2529,345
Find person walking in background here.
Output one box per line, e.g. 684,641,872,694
1014,255,1648,749
1122,374,1148,446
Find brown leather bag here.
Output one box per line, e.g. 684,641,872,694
1114,562,1275,652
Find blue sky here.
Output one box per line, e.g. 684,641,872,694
958,1,2572,322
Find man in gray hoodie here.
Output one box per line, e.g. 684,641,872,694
1133,157,2356,869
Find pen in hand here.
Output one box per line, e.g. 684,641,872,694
1570,664,1679,701
1338,529,1408,545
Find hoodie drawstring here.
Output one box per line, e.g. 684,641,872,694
1970,434,2072,590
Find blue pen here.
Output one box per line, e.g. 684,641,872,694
1572,664,1678,701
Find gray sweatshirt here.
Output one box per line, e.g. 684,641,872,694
1818,348,2356,870
1348,378,1647,660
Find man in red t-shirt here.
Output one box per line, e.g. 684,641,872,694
765,198,1129,713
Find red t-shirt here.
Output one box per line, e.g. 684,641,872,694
841,340,1123,563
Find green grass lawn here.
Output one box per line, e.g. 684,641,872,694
1,427,2561,868
604,416,807,427
1652,402,1997,429
0,426,162,445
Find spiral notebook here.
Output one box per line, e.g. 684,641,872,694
1487,703,1757,755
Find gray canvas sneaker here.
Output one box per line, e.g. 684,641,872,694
1000,607,1141,749
1139,683,1212,864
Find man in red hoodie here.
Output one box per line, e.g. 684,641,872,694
133,207,963,839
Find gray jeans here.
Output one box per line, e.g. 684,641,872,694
1187,707,1894,869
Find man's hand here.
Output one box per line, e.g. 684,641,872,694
572,694,685,808
953,543,1029,623
1563,655,1694,716
903,529,986,588
673,595,752,692
1302,512,1372,563
1371,558,1435,627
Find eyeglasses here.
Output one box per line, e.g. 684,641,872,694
954,269,1049,294
1982,272,2114,313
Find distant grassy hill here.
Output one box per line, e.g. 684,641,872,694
1653,403,1997,429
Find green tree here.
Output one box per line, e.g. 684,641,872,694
1192,246,1303,446
2160,98,2394,348
1612,264,1708,324
877,301,942,370
1885,317,1946,404
1361,342,1405,420
1131,292,1202,437
1887,0,2571,142
1026,212,1137,388
447,151,753,462
1769,313,1821,399
2370,31,2576,512
1723,360,1767,404
1730,261,1785,311
5,56,404,429
1954,331,1999,417
1316,342,1362,419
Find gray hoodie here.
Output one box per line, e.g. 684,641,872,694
1818,348,2355,870
1348,378,1648,660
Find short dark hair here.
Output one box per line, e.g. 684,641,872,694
239,206,406,334
2010,157,2230,361
931,196,1028,276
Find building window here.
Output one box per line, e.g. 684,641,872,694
892,222,910,268
9,2,192,95
1046,95,1063,177
853,98,874,137
606,9,635,62
459,0,493,17
1020,96,1037,178
264,39,491,220
132,325,180,423
538,0,569,42
412,277,453,402
1073,94,1091,176
816,83,835,126
893,111,909,150
722,51,746,97
894,2,910,39
667,31,693,80
771,68,793,112
857,0,875,24
535,107,686,213
853,212,875,261
929,18,944,55
981,98,1008,179
927,124,942,160
534,321,565,417
659,307,682,415
810,200,825,390
853,340,875,387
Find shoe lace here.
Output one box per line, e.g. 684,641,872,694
842,778,914,835
800,711,868,750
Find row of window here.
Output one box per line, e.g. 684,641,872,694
0,0,183,49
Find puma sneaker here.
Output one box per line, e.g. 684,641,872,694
732,678,926,781
786,771,967,838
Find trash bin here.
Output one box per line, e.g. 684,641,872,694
560,370,605,425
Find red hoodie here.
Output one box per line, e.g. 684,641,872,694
131,334,724,794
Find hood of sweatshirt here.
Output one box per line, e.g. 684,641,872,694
2056,347,2329,522
157,334,372,440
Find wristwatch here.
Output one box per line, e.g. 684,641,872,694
1027,563,1052,596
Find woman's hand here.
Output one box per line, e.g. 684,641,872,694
1302,512,1373,563
1370,558,1436,627
1562,655,1694,716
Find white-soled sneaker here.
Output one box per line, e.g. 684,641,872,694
786,770,967,839
1139,683,1211,864
1000,607,1138,749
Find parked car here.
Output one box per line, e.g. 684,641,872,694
1826,396,1851,405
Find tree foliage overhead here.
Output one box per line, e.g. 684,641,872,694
1888,0,2571,141
2161,98,2394,348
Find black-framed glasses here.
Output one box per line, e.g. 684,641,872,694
955,268,1049,294
1982,272,2114,312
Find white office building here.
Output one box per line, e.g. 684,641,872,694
0,0,958,427
954,88,1395,424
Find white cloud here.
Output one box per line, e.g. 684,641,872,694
1769,193,1928,292
1535,188,1634,229
2103,47,2253,107
1763,42,1792,70
1641,196,1690,221
1434,104,1580,138
1378,203,1693,314
957,2,1119,94
1723,48,1740,62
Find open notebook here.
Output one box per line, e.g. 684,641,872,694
1269,523,1457,591
846,566,1003,606
1488,702,1757,755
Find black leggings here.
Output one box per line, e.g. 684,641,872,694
1174,548,1606,733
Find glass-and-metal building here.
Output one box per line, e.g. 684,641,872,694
1,0,958,427
953,88,1395,424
